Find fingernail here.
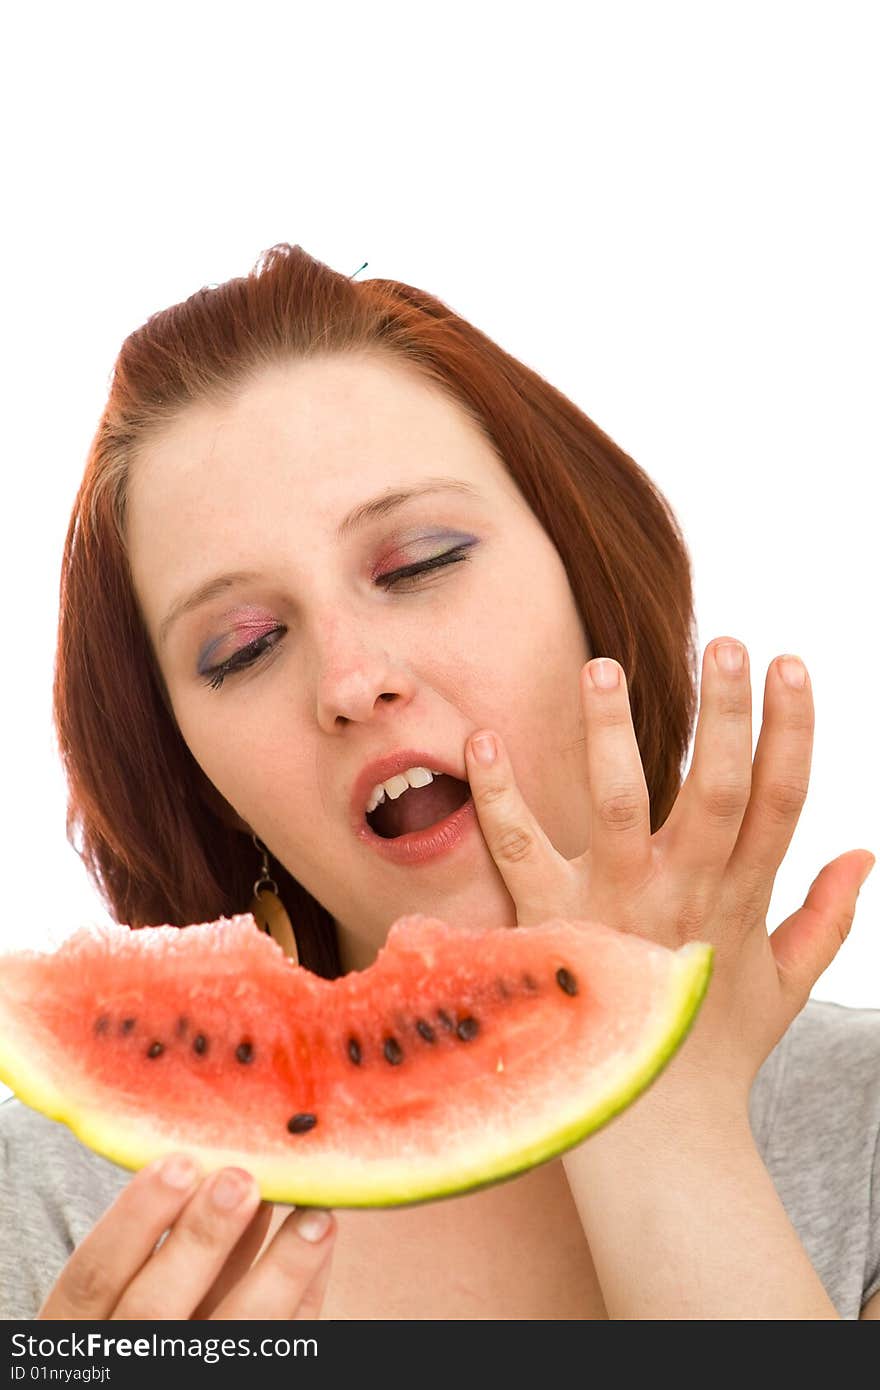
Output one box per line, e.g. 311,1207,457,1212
211,1169,255,1210
858,856,876,891
778,656,806,690
296,1207,332,1242
159,1154,200,1189
588,658,619,690
470,733,496,766
715,641,744,673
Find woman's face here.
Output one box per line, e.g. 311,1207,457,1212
126,352,592,970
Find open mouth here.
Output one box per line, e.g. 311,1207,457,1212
365,774,472,840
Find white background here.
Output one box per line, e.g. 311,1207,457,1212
1,1,877,1029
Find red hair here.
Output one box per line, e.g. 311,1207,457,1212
53,243,699,977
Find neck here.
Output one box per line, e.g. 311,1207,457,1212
333,918,382,975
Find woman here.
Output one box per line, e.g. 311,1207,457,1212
2,244,877,1319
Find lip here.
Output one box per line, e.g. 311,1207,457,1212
350,747,476,866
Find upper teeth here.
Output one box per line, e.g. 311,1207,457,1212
365,766,443,815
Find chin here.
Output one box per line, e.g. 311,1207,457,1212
405,876,519,934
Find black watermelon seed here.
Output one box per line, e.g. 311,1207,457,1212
147,1041,164,1059
457,1016,479,1042
347,1037,362,1065
94,1015,110,1036
193,1034,208,1055
556,967,578,996
437,1009,455,1032
384,1037,404,1065
236,1042,254,1064
288,1113,318,1134
522,973,538,992
176,1016,189,1037
416,1019,436,1043
121,1018,136,1034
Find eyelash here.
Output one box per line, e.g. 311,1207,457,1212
201,545,474,692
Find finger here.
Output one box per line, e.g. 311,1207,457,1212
657,639,753,883
464,729,575,927
725,654,815,916
39,1153,204,1319
293,1244,336,1320
771,850,875,1013
191,1200,276,1319
210,1207,336,1320
580,658,652,886
112,1167,262,1319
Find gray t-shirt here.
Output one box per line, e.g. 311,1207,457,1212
2,997,879,1319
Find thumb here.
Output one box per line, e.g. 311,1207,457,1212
770,849,876,1013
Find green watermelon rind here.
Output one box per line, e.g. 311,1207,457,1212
0,938,714,1208
341,938,716,1209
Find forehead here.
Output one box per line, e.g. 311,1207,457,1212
129,352,509,515
124,353,524,627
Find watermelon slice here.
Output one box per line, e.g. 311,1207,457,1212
0,913,712,1208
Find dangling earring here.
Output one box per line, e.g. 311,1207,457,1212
248,833,299,964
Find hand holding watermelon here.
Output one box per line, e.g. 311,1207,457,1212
465,637,876,1105
37,1158,335,1320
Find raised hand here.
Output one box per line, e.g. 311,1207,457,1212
464,638,875,1103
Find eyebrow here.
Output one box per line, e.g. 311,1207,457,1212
158,476,482,647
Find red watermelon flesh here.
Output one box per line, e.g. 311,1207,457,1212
0,913,713,1207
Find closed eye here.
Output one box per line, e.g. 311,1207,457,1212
375,542,474,591
201,544,475,691
202,628,284,691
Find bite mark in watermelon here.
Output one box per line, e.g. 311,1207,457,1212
0,914,713,1207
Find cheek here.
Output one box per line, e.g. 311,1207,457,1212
463,550,588,698
469,553,589,793
171,700,301,829
436,552,588,756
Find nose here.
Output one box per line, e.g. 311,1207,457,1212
313,615,417,732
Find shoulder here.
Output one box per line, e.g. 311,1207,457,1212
749,997,880,1318
0,1097,130,1318
790,995,880,1053
753,996,880,1173
753,996,880,1142
0,1095,131,1212
780,996,880,1109
752,996,880,1138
